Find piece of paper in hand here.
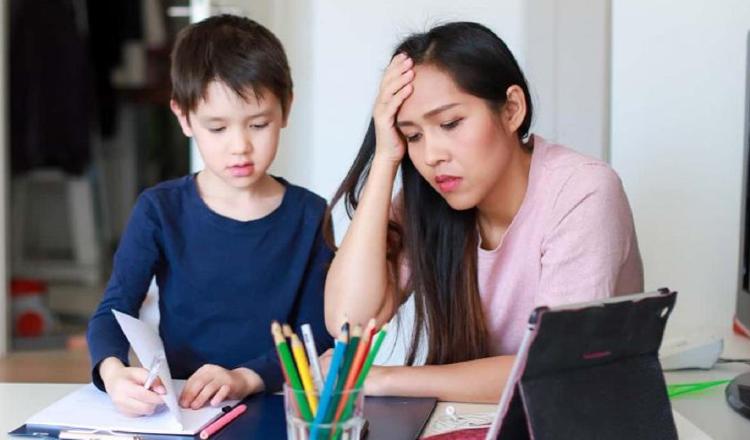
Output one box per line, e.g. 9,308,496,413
112,309,183,428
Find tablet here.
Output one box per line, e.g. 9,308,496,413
486,288,678,440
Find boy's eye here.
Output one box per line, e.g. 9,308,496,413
251,122,270,129
440,118,463,130
405,133,422,143
208,127,226,133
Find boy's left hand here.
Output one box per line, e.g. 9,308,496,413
179,364,264,409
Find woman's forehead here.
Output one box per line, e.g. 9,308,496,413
397,65,474,123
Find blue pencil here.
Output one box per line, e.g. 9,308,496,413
310,326,349,440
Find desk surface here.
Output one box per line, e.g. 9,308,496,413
664,331,750,440
3,334,750,439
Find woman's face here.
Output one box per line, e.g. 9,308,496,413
396,64,524,211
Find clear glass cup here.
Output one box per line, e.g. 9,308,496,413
283,383,365,440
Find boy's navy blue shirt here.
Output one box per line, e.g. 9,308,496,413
87,175,334,392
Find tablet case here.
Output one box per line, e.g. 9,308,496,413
496,288,678,440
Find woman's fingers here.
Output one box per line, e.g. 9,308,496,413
379,53,412,93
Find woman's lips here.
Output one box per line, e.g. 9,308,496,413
435,175,462,192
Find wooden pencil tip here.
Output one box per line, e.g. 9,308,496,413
282,324,293,338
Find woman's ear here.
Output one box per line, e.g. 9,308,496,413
170,100,194,137
501,85,527,134
282,92,294,128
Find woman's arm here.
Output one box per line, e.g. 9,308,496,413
324,159,401,332
324,53,415,334
366,355,516,403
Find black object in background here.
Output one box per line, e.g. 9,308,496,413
9,0,91,175
726,372,750,418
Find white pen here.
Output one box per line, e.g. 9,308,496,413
143,356,163,390
300,323,324,391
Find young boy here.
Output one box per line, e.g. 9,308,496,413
87,15,332,417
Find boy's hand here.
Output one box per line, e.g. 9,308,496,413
100,357,166,417
319,348,333,376
180,365,263,409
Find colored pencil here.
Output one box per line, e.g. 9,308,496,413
335,323,389,435
272,321,313,421
291,332,319,414
301,323,325,391
329,319,377,436
310,325,349,440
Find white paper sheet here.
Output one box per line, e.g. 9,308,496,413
112,309,183,428
25,381,239,435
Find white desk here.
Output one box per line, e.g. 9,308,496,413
1,382,79,438
2,335,750,439
1,380,743,440
664,333,750,440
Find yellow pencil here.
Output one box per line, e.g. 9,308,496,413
289,329,319,414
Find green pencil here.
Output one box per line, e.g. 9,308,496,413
272,321,313,421
335,323,388,437
324,324,361,422
354,324,387,388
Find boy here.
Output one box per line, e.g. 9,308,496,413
87,15,332,417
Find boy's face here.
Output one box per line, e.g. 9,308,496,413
171,81,289,194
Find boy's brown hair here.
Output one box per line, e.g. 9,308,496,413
170,14,292,118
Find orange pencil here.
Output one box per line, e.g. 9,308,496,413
329,319,376,428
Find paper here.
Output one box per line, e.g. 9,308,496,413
112,309,182,428
25,382,239,435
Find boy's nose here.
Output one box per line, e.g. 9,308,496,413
231,132,254,154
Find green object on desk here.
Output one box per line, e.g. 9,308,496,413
667,380,731,398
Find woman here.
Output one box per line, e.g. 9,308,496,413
324,21,643,403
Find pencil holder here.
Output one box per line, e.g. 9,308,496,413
283,384,365,440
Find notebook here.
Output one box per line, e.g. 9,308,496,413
14,310,239,436
13,391,434,439
22,380,239,436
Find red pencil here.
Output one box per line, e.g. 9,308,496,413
329,319,377,427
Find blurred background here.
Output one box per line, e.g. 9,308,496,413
0,0,748,383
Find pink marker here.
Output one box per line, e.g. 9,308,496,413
199,403,247,439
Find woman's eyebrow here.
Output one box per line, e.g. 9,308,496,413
397,103,460,127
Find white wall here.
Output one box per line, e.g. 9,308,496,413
525,0,611,160
611,1,750,336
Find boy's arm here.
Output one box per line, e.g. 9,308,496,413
237,217,335,393
87,194,162,391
